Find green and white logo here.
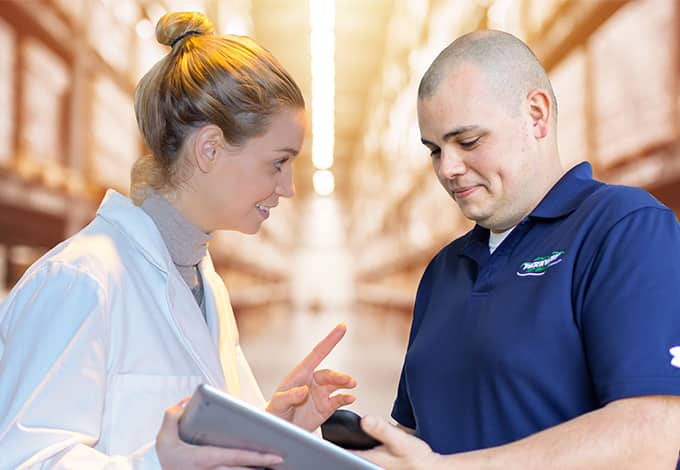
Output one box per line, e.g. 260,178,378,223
517,251,565,277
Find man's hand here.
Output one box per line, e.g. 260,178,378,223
355,416,443,470
266,323,357,431
358,396,680,470
156,398,285,469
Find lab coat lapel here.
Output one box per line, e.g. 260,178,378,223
97,190,233,391
166,271,226,389
199,254,242,398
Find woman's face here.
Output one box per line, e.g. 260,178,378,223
195,107,306,234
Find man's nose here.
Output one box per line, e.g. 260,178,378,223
438,147,466,179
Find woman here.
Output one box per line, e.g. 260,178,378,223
0,11,356,469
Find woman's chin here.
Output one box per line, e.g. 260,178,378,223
236,223,262,235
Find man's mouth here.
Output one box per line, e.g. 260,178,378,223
452,185,479,199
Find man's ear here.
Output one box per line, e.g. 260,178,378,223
526,88,552,140
192,124,225,173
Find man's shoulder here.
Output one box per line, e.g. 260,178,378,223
589,181,665,209
577,181,673,227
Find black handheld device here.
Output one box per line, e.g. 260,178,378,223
321,409,381,450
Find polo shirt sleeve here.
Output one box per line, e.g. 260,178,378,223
391,258,437,428
578,206,680,405
392,363,416,428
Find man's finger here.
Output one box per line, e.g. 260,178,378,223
360,416,411,456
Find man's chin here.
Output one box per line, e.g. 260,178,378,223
458,206,491,226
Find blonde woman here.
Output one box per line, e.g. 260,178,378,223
0,11,355,469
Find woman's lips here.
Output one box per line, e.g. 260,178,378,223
255,203,271,219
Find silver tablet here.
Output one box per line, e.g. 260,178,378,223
178,384,381,470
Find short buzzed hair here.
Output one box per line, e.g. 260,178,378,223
419,30,557,120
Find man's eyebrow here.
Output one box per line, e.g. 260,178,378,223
421,125,480,146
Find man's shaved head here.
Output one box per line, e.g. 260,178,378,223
419,30,557,122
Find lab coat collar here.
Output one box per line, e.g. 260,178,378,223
96,190,172,273
96,190,234,391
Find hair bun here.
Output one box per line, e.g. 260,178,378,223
155,11,215,47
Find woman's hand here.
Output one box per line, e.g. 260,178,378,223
266,323,357,431
156,398,284,469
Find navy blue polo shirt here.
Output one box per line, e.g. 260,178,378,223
392,162,680,456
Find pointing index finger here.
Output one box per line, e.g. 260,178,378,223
298,323,347,372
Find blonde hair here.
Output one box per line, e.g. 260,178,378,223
131,11,305,204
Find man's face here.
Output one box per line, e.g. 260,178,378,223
418,64,540,232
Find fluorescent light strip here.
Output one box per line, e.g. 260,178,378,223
310,0,334,172
313,169,335,196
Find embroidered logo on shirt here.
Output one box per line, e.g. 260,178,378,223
516,251,565,277
670,347,680,369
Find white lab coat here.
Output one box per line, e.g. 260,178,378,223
0,190,265,469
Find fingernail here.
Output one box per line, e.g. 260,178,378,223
362,415,376,428
268,455,284,464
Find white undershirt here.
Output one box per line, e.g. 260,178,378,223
488,226,515,254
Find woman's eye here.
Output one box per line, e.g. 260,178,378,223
460,137,480,148
429,148,441,158
274,159,287,171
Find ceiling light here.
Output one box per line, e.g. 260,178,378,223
313,169,335,196
310,0,334,171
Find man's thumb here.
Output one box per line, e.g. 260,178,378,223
360,416,406,455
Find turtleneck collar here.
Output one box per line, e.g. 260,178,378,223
140,189,211,274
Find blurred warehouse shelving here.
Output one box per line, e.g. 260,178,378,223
0,0,296,309
348,0,680,313
1,0,679,316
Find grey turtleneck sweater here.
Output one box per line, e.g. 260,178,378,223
140,190,211,312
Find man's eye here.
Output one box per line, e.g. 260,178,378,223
429,148,441,158
460,137,480,148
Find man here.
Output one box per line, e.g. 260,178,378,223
358,30,680,469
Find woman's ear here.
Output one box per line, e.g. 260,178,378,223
526,88,552,140
192,124,225,173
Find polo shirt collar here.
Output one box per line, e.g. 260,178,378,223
529,161,594,220
459,161,594,263
460,224,491,265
